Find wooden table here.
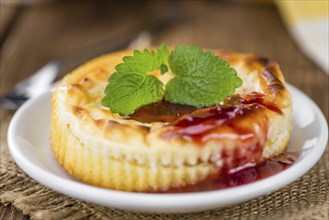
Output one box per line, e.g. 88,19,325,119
1,1,328,219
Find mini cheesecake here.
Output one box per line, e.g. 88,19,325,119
51,50,292,192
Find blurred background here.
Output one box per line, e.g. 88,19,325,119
0,0,328,104
1,1,328,97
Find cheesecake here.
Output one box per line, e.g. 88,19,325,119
51,49,292,192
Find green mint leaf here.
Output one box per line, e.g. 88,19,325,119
157,43,169,75
102,74,164,115
157,43,169,65
102,44,242,116
115,50,159,76
165,45,242,107
102,47,168,115
160,64,168,75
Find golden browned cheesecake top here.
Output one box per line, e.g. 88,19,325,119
53,50,292,176
56,50,289,148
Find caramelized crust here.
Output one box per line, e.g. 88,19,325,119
51,50,292,191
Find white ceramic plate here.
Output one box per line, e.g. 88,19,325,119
7,84,328,213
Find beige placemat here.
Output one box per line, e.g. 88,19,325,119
1,110,328,220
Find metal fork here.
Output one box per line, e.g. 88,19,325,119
0,4,182,110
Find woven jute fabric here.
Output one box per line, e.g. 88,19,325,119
1,110,328,220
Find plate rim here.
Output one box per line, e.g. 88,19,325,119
7,84,328,213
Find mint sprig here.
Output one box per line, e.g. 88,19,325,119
165,45,242,107
101,45,169,115
102,44,242,116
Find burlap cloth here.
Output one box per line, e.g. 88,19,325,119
1,110,328,220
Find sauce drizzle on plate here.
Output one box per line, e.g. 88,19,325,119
151,152,297,193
